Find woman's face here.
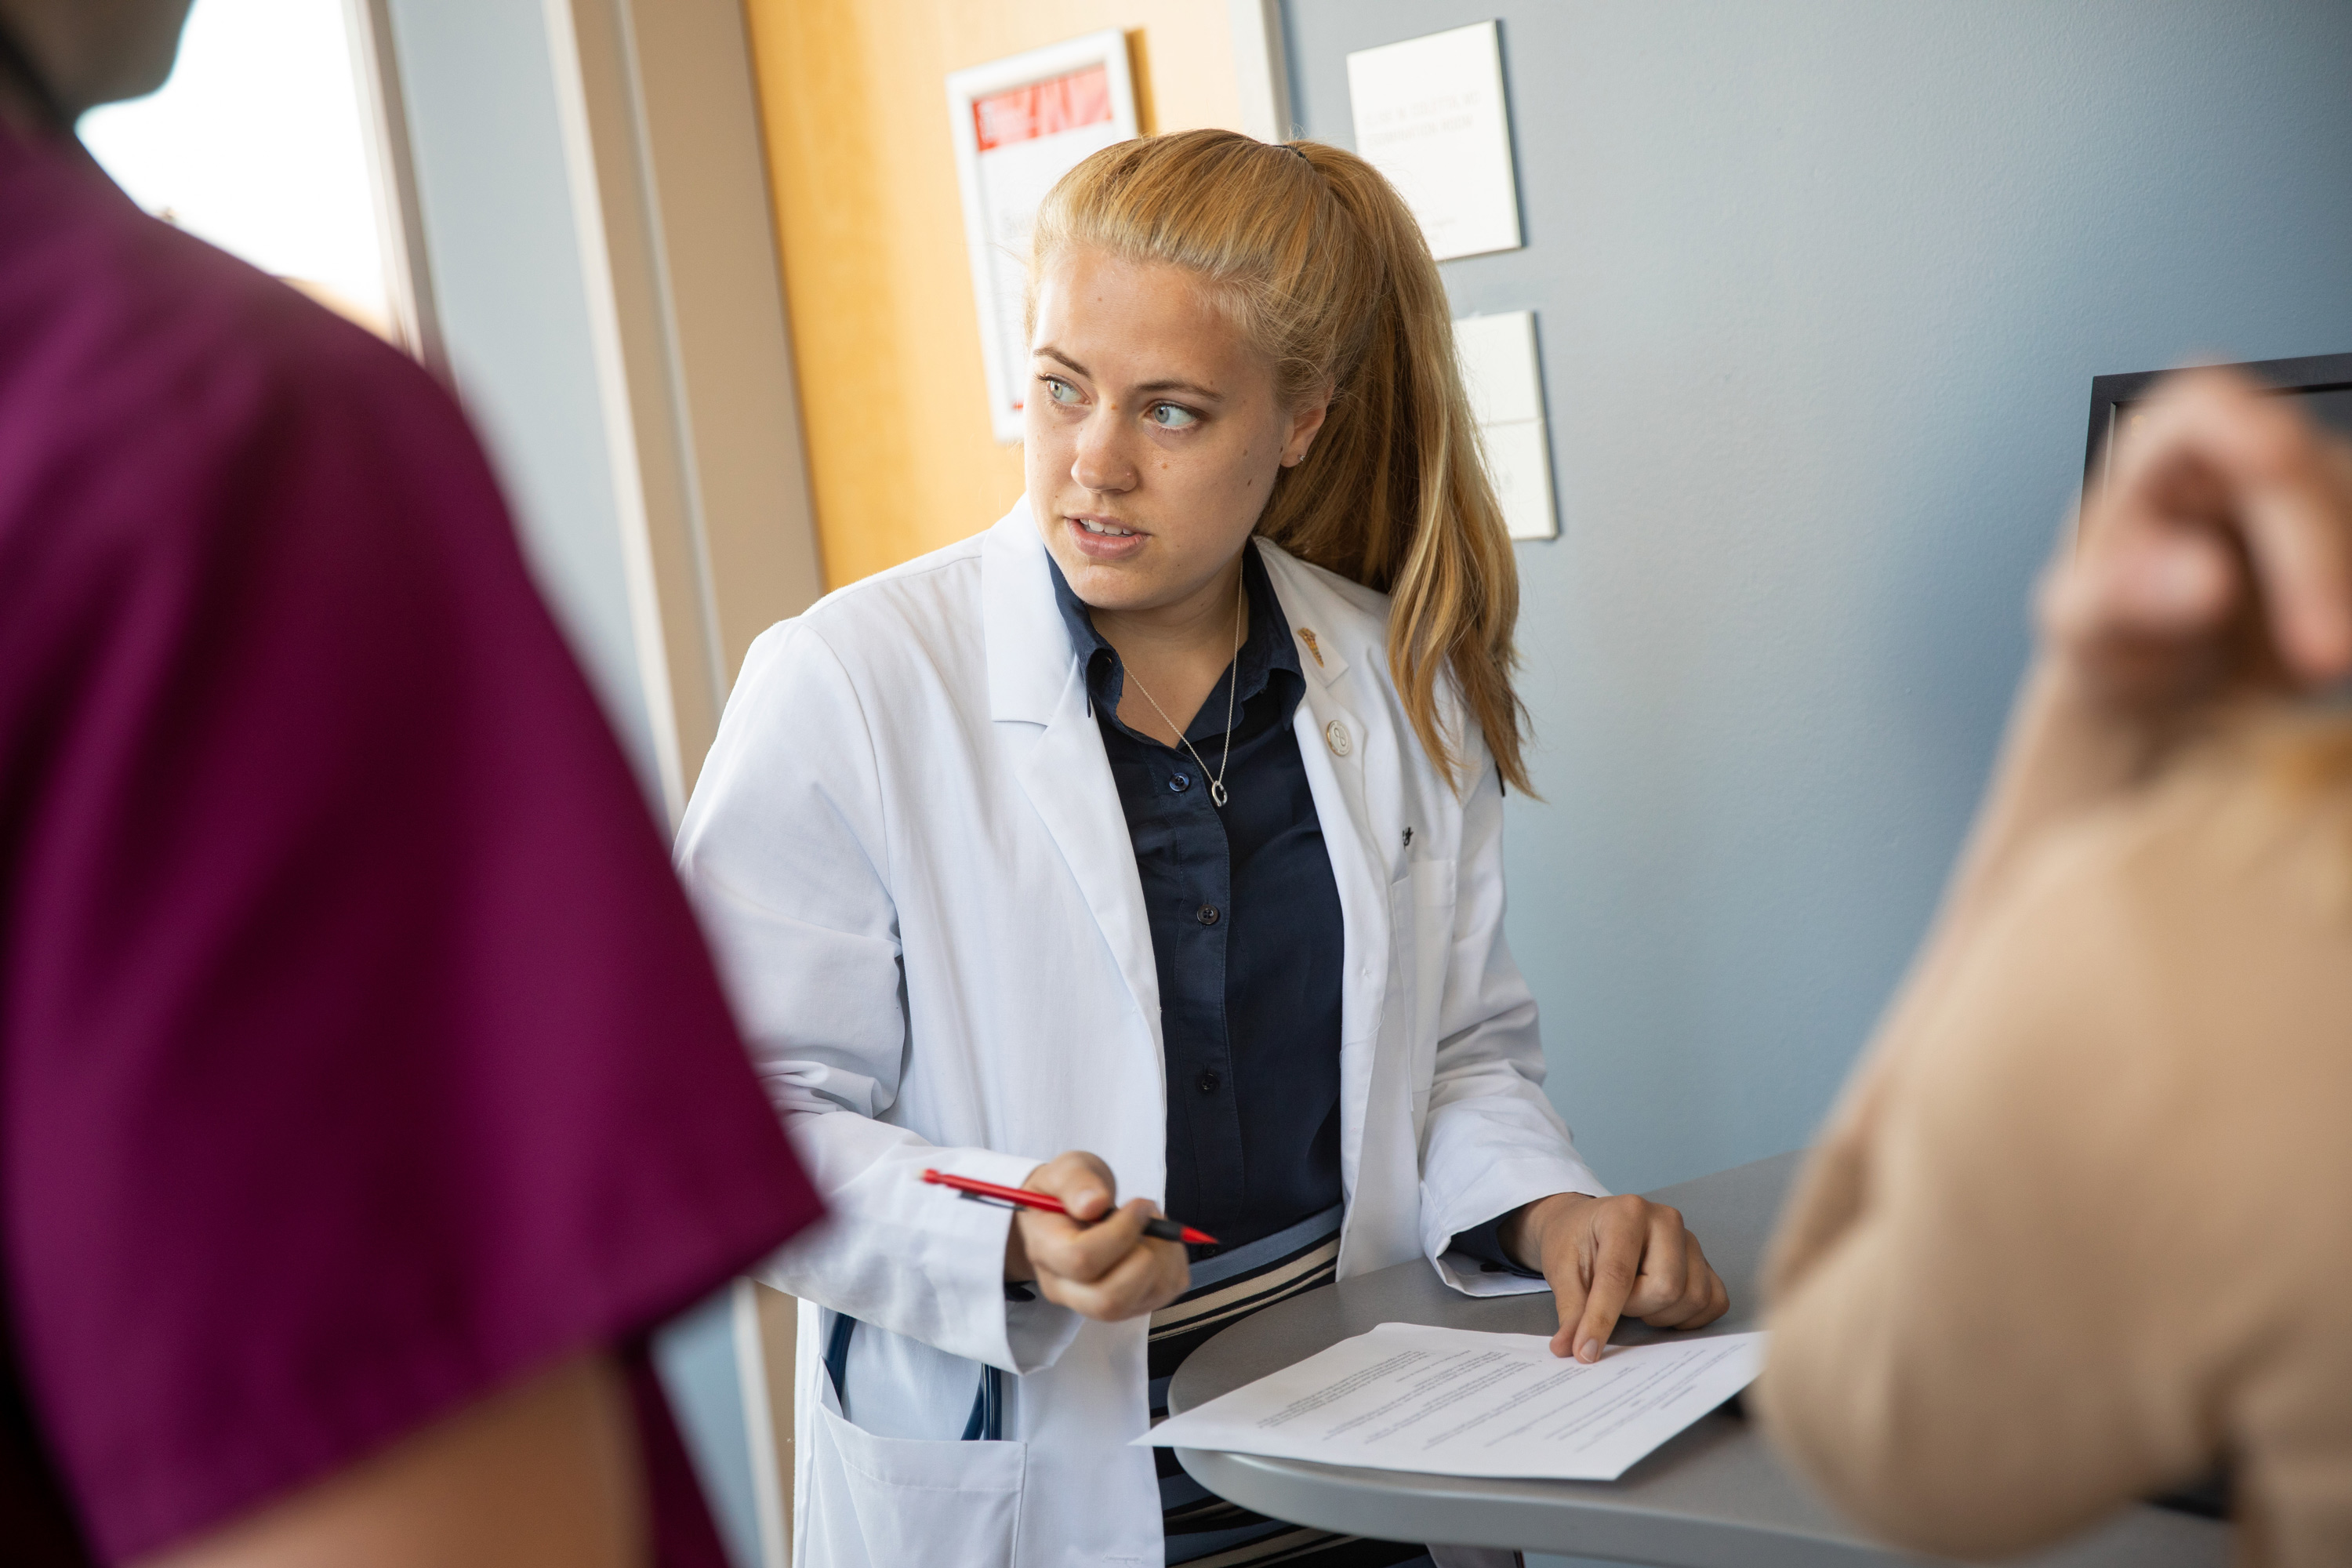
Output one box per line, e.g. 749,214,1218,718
1025,246,1326,617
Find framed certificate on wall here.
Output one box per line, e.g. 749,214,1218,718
947,31,1141,444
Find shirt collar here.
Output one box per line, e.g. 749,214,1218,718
1046,541,1300,731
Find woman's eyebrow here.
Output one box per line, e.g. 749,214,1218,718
1133,378,1225,402
1033,347,1221,403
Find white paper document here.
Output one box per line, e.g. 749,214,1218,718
1144,1323,1762,1482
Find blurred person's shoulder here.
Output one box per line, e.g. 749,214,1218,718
0,129,474,557
1937,707,2352,1165
2028,710,2352,999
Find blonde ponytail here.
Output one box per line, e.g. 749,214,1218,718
1030,130,1532,794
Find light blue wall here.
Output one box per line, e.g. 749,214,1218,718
1282,0,2352,1201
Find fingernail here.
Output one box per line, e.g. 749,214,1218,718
1579,1339,1602,1363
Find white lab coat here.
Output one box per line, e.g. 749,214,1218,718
676,501,1602,1568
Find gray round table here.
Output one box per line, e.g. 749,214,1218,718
1167,1151,2230,1567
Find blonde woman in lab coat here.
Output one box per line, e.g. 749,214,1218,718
676,131,1727,1568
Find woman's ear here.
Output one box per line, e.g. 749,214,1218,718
1283,385,1336,467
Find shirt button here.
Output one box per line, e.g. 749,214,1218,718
1196,904,1220,926
1325,720,1352,757
1167,771,1191,793
1197,1069,1221,1093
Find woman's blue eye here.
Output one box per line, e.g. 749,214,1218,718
1042,376,1083,405
1149,402,1199,430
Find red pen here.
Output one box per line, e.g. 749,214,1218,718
922,1168,1218,1246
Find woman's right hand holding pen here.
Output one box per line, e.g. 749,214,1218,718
1004,1151,1191,1321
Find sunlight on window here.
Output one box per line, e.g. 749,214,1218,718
78,0,390,338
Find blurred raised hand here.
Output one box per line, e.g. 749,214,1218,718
2042,367,2352,717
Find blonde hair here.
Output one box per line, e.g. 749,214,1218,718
1029,129,1531,793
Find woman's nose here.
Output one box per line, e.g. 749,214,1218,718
1071,411,1136,494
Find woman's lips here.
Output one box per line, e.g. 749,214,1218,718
1065,514,1148,561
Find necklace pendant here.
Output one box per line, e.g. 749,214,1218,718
1210,779,1229,808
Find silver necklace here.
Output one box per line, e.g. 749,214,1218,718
1121,570,1246,808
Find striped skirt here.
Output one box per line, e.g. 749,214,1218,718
1148,1203,1433,1568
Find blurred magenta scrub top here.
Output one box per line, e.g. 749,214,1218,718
0,123,822,1563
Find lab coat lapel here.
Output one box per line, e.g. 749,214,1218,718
1260,547,1399,1236
982,506,1166,1058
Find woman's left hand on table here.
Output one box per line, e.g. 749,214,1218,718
1502,1192,1729,1363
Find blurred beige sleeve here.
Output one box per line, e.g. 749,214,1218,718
1752,808,2232,1559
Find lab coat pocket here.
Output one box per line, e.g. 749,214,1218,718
1388,857,1458,1128
805,1381,1026,1568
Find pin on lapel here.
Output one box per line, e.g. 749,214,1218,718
1297,626,1324,668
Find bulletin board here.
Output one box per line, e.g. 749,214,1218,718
946,31,1141,444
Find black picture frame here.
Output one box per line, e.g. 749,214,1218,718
2084,350,2352,499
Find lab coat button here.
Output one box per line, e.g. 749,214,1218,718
1197,1069,1221,1093
1325,720,1352,757
1196,904,1220,926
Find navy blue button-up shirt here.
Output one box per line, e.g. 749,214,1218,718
1048,544,1344,1253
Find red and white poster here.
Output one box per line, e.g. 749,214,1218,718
948,32,1139,443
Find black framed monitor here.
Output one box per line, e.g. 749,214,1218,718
2085,350,2352,498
